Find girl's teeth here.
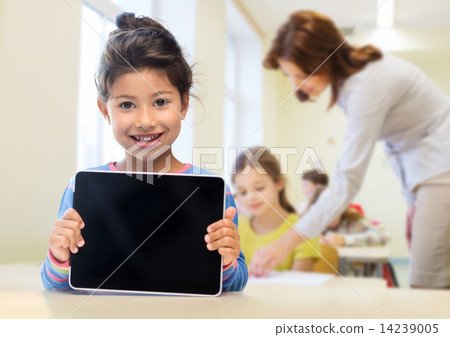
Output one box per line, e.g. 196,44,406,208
135,135,159,142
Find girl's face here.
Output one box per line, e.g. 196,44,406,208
98,68,188,161
234,169,283,217
302,179,317,199
277,58,330,99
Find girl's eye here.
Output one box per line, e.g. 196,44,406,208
255,186,264,192
154,99,168,107
120,102,134,109
239,191,247,197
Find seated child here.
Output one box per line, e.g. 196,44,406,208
296,170,329,216
40,12,247,292
233,147,321,273
309,186,389,247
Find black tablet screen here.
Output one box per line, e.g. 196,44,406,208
70,171,224,295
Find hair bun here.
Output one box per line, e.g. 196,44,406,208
116,12,139,30
115,12,176,41
116,12,157,31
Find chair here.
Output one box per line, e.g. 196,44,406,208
383,262,399,287
313,244,339,274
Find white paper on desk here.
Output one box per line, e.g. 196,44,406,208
249,271,334,286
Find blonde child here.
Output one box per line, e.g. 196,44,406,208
40,13,247,292
233,147,321,275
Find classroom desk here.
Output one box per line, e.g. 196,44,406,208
1,263,450,319
337,246,390,277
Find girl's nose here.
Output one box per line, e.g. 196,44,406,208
248,189,259,201
136,108,157,129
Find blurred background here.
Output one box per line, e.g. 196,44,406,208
1,0,449,277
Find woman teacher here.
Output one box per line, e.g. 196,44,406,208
250,10,450,288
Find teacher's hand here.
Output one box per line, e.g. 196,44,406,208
249,228,305,277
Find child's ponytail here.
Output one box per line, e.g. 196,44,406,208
278,188,296,214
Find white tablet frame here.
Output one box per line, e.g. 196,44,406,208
68,170,225,297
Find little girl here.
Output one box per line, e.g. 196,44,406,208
295,170,329,216
233,147,321,274
40,12,247,292
309,186,389,247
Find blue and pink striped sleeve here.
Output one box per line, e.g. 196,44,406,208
41,248,71,290
221,185,248,292
41,182,74,291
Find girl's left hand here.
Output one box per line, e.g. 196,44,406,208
205,207,240,266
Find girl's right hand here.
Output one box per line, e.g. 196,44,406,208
49,208,85,263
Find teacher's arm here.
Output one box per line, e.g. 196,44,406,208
250,75,393,277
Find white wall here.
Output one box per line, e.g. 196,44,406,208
192,0,227,175
0,0,82,262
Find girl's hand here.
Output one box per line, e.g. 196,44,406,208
205,207,240,266
249,228,303,277
249,239,290,277
48,208,85,263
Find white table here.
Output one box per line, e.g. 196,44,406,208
2,263,449,319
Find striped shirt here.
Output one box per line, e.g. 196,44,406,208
326,218,389,247
41,162,247,292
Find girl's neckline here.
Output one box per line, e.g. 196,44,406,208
249,213,298,237
108,162,192,174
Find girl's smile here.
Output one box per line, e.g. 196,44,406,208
131,132,164,149
97,68,189,172
249,202,263,210
235,169,284,218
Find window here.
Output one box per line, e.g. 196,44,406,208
224,33,238,151
77,0,153,170
224,0,263,182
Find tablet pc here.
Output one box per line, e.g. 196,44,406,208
69,170,225,296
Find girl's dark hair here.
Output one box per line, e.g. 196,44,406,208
95,12,192,103
232,147,296,214
302,170,328,186
263,10,382,108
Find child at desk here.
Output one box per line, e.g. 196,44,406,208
309,186,389,247
40,12,247,292
296,170,329,216
233,147,321,273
